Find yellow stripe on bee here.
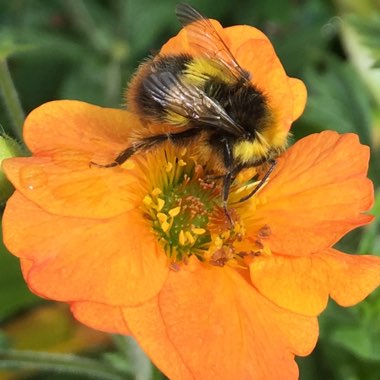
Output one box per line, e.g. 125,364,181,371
184,57,234,85
233,140,270,164
233,126,288,164
165,110,188,125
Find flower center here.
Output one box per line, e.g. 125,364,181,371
137,146,271,267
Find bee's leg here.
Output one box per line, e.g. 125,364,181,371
90,128,200,168
220,138,242,224
239,159,277,202
90,145,140,168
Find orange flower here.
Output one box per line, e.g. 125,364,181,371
2,22,380,380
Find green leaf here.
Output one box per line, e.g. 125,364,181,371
301,58,373,147
348,14,380,61
340,13,380,109
0,349,127,380
0,225,39,320
329,325,380,362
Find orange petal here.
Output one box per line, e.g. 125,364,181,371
224,25,270,51
248,131,374,255
288,77,307,121
3,152,140,218
235,39,294,131
249,254,330,316
23,100,137,156
249,248,380,316
123,258,318,380
323,248,380,307
159,21,190,55
161,23,269,57
160,19,226,56
3,192,169,306
71,302,130,335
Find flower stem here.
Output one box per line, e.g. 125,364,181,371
0,60,25,142
0,349,126,380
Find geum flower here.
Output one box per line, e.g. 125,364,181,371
3,20,380,380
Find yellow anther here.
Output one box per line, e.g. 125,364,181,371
179,230,187,246
156,198,165,211
233,224,241,233
180,147,187,156
143,195,152,206
157,213,168,224
165,162,173,172
214,236,223,249
178,159,187,167
192,227,206,235
221,231,231,240
169,206,181,218
152,188,162,196
161,221,170,233
185,231,195,245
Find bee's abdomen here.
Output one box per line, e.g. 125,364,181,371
128,54,192,121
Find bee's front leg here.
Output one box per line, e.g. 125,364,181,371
220,137,242,225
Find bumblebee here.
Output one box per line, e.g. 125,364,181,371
99,3,287,215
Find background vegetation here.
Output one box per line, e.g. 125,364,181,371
0,0,379,379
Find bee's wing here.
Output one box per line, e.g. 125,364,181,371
175,3,250,83
143,71,245,136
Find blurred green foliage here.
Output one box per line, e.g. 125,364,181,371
0,0,379,379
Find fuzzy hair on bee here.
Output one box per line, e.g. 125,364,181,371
94,3,288,220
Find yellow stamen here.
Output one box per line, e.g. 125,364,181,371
143,195,152,206
152,188,162,196
192,227,206,235
156,198,165,211
169,206,181,218
165,162,173,172
214,236,223,249
178,159,186,167
221,231,231,240
185,231,195,245
179,230,187,246
157,213,168,224
161,221,170,233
